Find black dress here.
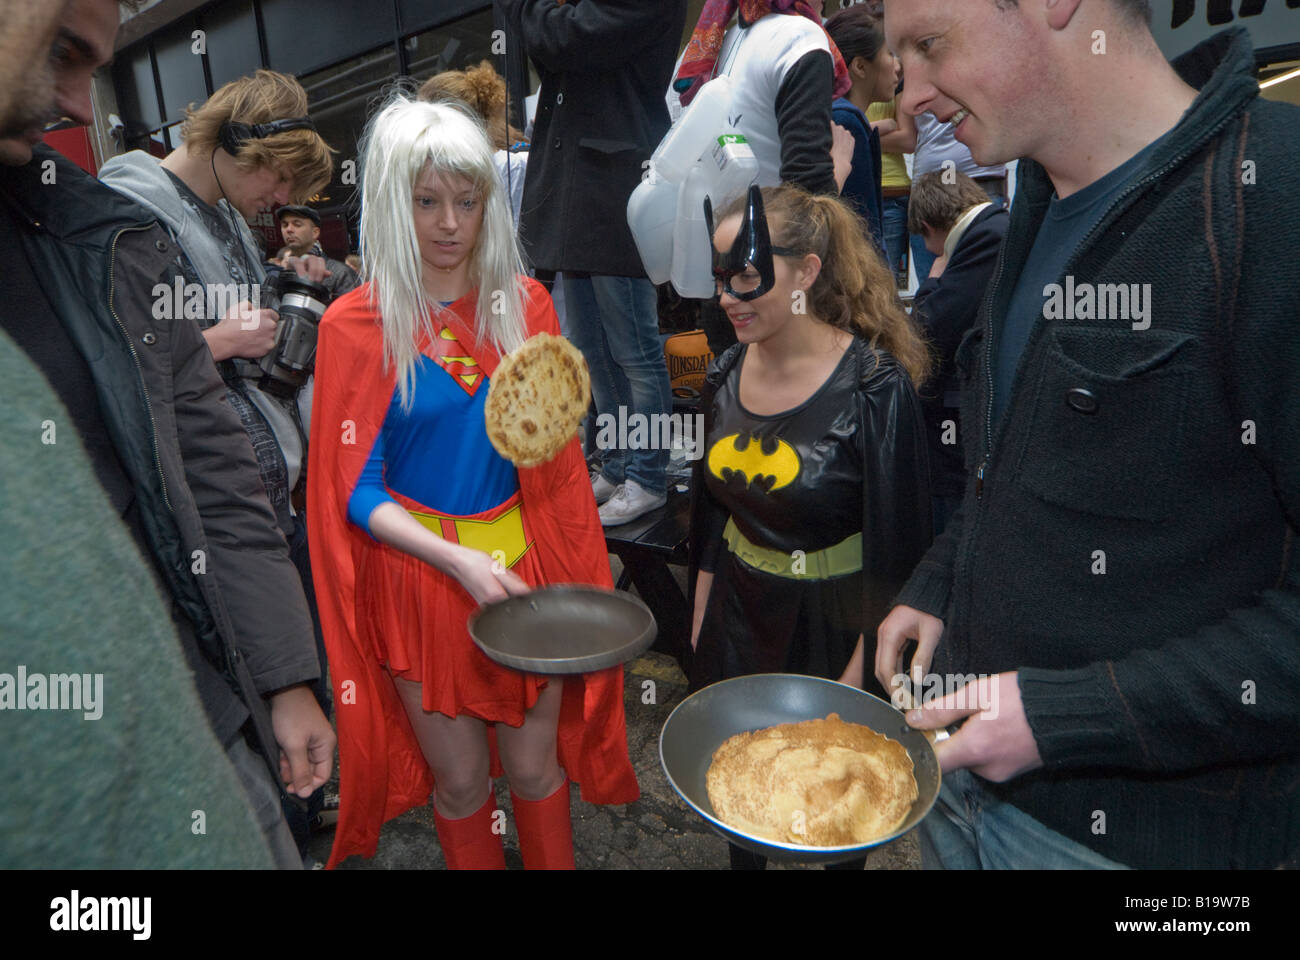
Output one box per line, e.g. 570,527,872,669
688,336,934,694
687,336,933,871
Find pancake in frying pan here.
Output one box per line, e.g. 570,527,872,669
706,712,918,846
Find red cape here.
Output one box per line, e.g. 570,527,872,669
308,278,639,868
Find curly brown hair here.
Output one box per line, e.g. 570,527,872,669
417,61,526,153
717,185,932,388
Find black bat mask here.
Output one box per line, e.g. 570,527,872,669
706,184,796,302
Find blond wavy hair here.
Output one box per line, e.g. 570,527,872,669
417,60,526,152
179,70,333,204
717,185,932,388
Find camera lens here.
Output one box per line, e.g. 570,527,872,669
258,274,329,397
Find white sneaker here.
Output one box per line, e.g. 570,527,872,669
591,469,619,505
598,479,667,527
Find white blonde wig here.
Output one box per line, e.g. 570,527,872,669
358,93,528,407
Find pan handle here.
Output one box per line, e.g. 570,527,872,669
893,647,954,746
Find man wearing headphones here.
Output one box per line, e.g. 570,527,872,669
101,71,334,539
100,69,338,865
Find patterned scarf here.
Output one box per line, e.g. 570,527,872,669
673,0,851,107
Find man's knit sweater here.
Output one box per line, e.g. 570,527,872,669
0,331,274,868
894,27,1300,868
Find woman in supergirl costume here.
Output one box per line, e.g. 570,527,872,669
688,184,934,869
307,96,637,870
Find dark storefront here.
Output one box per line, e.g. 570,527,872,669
103,0,1300,262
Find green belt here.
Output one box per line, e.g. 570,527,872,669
723,517,862,580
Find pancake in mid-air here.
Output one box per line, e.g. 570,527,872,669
706,713,918,846
485,333,590,468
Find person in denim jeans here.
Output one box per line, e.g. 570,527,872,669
879,0,1300,870
922,770,1126,869
866,94,914,282
563,274,671,522
879,194,911,278
507,0,687,525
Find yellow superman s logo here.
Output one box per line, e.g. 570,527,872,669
707,433,800,492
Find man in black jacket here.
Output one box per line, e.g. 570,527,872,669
277,204,361,302
0,0,276,870
908,170,1009,536
506,0,686,526
0,0,333,868
879,0,1300,868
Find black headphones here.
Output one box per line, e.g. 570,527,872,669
217,116,316,156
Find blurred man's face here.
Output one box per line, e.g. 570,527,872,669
279,214,320,254
0,0,117,166
0,1,68,139
885,0,1046,167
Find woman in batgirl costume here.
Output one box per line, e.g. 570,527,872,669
307,96,637,870
688,184,934,869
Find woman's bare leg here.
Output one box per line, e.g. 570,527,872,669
496,677,566,800
497,678,572,868
392,675,491,818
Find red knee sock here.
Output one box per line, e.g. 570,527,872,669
511,781,575,870
433,793,506,870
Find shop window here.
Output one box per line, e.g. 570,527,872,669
295,9,498,256
163,121,186,152
112,46,162,133
153,18,210,125
403,9,499,88
398,0,487,37
261,0,397,78
203,0,262,89
297,45,401,257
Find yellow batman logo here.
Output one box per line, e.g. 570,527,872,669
707,433,800,492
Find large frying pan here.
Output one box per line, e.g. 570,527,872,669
468,585,657,674
660,674,942,865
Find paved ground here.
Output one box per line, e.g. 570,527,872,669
308,558,922,871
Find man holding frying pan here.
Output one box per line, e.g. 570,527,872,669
876,0,1300,869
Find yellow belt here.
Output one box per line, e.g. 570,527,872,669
408,502,531,569
723,517,862,580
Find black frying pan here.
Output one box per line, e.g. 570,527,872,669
468,584,657,674
660,673,942,864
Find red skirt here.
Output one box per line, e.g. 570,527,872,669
353,489,552,726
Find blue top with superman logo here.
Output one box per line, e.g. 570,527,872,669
347,319,518,533
703,343,864,555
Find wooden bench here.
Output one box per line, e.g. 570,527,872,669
604,484,692,668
